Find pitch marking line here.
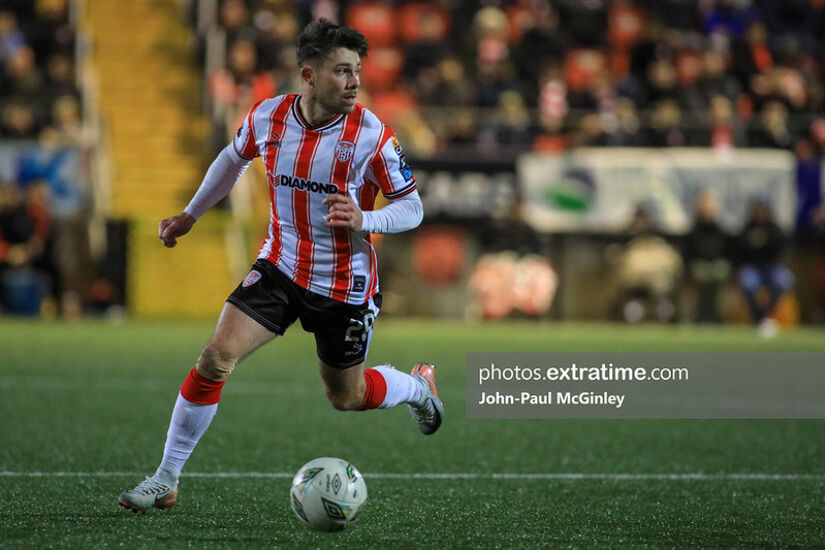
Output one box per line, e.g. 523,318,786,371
1,472,824,481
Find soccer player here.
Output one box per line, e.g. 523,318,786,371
118,19,443,513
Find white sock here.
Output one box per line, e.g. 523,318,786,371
156,393,218,483
373,365,421,408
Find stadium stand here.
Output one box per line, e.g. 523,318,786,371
189,0,825,158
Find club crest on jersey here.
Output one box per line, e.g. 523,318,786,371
242,270,262,287
335,141,355,163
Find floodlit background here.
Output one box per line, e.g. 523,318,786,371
1,1,824,548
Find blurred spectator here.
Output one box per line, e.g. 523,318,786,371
607,97,644,146
48,95,83,146
758,0,822,55
470,252,557,320
683,190,731,323
609,205,683,323
700,0,757,39
811,118,825,157
45,53,79,98
699,50,741,100
0,9,26,63
473,7,529,110
511,1,569,88
2,102,35,136
571,113,608,147
22,180,59,301
0,180,55,315
645,58,679,105
253,8,299,71
735,200,795,330
400,2,451,80
3,45,45,97
730,22,772,88
638,0,699,31
555,0,608,47
646,98,687,147
478,90,532,152
429,55,475,107
211,38,275,105
218,0,256,50
23,0,74,64
795,138,823,233
749,99,794,148
705,94,746,149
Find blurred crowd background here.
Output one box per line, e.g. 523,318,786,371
193,0,825,158
0,0,824,333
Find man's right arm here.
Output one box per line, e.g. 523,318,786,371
158,145,252,247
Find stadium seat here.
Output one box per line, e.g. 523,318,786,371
346,2,396,48
369,90,418,126
361,47,403,93
607,1,646,50
398,2,450,44
413,227,467,286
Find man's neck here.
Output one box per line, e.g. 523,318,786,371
297,94,337,127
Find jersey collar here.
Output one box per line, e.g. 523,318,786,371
292,95,345,131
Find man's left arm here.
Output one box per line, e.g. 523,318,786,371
323,190,423,233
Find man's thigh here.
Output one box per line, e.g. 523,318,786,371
208,259,302,360
227,259,301,335
206,301,278,361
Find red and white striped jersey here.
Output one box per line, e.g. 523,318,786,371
232,94,416,305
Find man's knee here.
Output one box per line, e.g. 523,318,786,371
196,345,238,381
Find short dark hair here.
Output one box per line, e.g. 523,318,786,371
296,19,369,66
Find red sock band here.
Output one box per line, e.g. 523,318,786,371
180,367,225,405
360,368,387,410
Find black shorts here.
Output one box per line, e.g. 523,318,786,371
227,259,381,368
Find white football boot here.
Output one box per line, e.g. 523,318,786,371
118,474,178,513
407,363,444,435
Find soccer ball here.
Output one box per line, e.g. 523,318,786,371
289,457,367,532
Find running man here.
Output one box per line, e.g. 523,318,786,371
118,19,443,513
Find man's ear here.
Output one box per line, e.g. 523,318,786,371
301,65,314,87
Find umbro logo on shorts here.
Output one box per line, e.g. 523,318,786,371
242,270,262,287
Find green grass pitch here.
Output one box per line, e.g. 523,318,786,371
1,318,824,548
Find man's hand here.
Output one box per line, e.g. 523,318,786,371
323,194,363,231
159,212,196,248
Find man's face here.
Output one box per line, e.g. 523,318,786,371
311,47,361,114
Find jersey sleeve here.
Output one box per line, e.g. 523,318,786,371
232,99,265,160
366,127,417,199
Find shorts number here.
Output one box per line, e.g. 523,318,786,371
345,312,375,343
